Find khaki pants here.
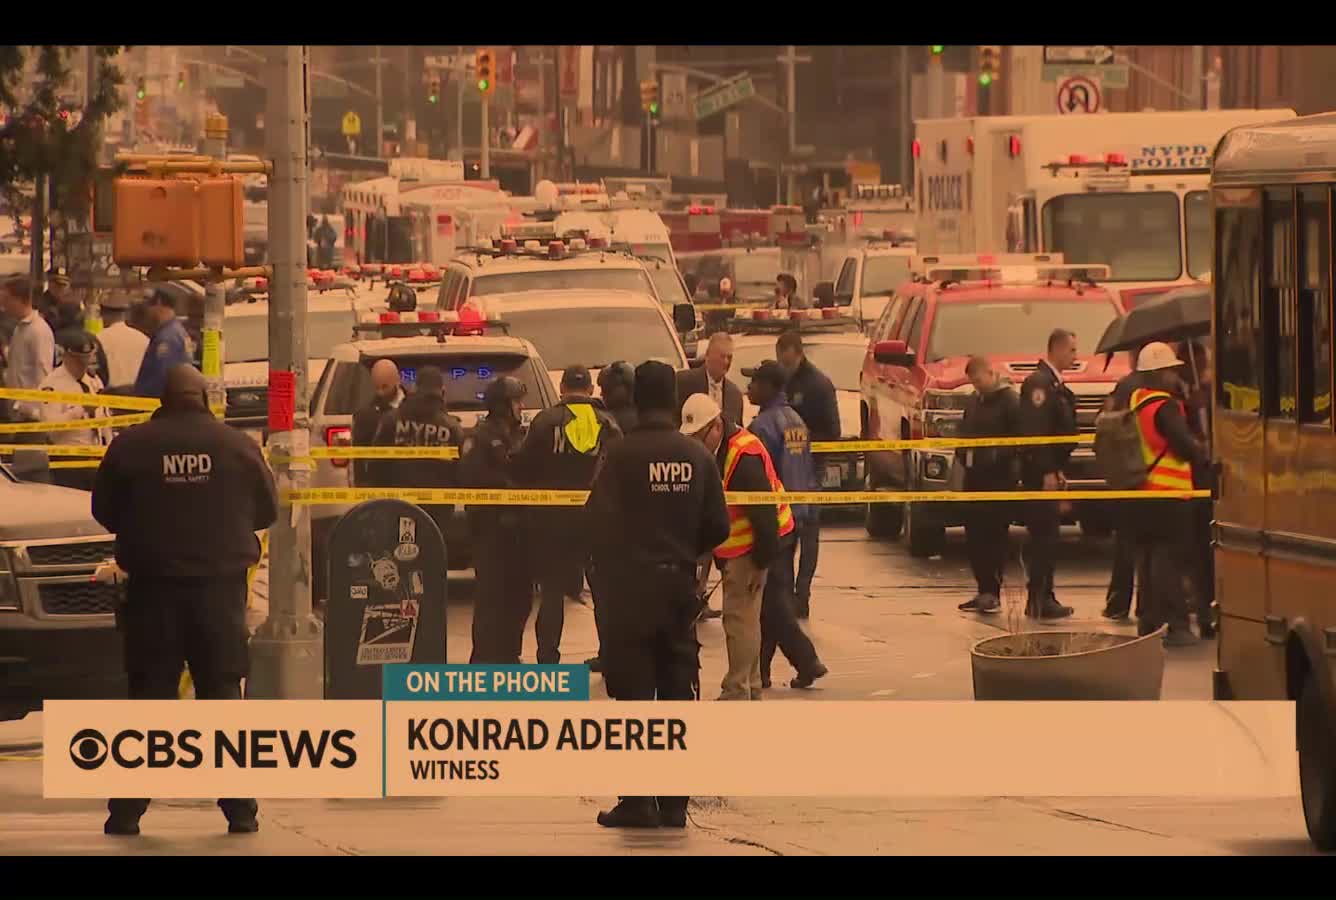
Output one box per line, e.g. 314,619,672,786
719,553,766,701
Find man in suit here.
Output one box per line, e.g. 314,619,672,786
676,332,743,428
676,331,743,621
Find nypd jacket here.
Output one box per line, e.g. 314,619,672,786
605,401,638,439
1017,359,1078,482
458,413,525,532
351,386,404,483
133,318,195,399
586,409,730,576
369,391,463,488
512,396,622,491
748,393,816,523
960,381,1021,489
785,358,842,442
92,407,278,577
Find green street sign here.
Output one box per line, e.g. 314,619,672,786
1042,64,1129,89
693,76,755,121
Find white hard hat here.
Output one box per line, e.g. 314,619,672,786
680,393,722,435
719,276,733,294
1136,341,1185,372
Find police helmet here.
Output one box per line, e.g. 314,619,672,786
597,360,635,394
387,282,417,313
484,375,527,416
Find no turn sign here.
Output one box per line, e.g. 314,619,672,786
1057,76,1101,115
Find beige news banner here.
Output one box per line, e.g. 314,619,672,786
46,700,1298,799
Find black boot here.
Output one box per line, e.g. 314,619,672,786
597,797,660,828
584,656,602,673
657,798,688,828
103,815,141,836
791,661,829,689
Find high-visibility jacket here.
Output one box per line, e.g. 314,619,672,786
1131,387,1195,492
716,428,794,559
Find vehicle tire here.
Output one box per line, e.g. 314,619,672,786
1298,670,1336,851
905,502,946,558
864,469,905,539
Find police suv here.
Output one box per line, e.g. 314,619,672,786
308,312,559,594
0,459,123,721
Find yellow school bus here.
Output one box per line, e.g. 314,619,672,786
1211,113,1336,850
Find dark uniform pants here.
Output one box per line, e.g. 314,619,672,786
1130,500,1192,635
109,574,255,825
760,536,820,681
1022,478,1060,611
533,514,587,665
965,500,1011,597
597,562,700,819
469,517,534,664
794,511,821,617
1105,505,1143,619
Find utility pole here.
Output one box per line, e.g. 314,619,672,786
481,94,490,179
777,45,811,205
455,45,465,162
374,45,384,158
403,45,416,155
898,45,911,189
250,45,322,700
202,113,229,419
84,47,102,334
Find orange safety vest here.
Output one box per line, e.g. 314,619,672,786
1131,387,1195,492
716,428,795,559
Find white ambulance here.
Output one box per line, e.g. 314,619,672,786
913,109,1296,307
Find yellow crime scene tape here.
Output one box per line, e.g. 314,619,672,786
0,413,151,434
0,386,160,411
811,434,1095,453
282,486,1208,507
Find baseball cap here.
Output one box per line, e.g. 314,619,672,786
741,359,787,389
680,393,722,435
57,330,97,355
561,364,592,392
1136,341,1185,372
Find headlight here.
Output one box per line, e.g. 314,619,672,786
923,455,949,480
923,409,963,437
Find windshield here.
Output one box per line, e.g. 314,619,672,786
1042,192,1182,282
926,299,1120,362
501,307,683,372
732,253,782,286
226,307,355,363
729,342,865,393
1185,191,1211,280
471,268,655,297
645,263,688,307
861,255,912,297
323,353,546,415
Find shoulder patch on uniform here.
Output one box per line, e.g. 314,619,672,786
1031,387,1046,407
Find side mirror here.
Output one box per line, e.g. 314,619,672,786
672,303,696,334
813,281,835,308
873,339,916,367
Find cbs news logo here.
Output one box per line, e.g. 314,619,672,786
46,702,384,799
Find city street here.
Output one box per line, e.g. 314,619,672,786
0,518,1318,855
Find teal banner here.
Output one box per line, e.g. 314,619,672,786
382,665,591,701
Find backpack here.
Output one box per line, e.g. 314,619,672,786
1093,393,1167,490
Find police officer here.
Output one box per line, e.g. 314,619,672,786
512,364,621,665
744,360,827,689
957,356,1020,614
92,365,277,836
1016,328,1079,619
775,329,841,619
597,361,638,435
133,290,195,399
371,364,464,547
587,360,730,828
351,359,405,485
460,375,532,664
583,361,638,672
28,331,111,491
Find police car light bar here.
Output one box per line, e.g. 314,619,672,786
926,267,1005,284
354,310,511,339
912,252,1060,273
501,221,559,241
1036,264,1111,283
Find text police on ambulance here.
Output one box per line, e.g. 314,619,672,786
67,726,358,770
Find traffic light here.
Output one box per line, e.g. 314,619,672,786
640,79,660,119
428,78,440,104
929,46,945,60
135,77,146,101
177,70,186,91
475,48,495,98
978,46,1002,87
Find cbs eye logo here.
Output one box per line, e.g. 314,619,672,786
69,729,109,770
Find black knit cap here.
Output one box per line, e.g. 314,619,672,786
633,360,677,414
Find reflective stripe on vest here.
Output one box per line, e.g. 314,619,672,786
716,429,795,559
1131,388,1194,492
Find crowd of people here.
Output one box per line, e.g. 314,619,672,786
0,275,195,486
955,328,1215,646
